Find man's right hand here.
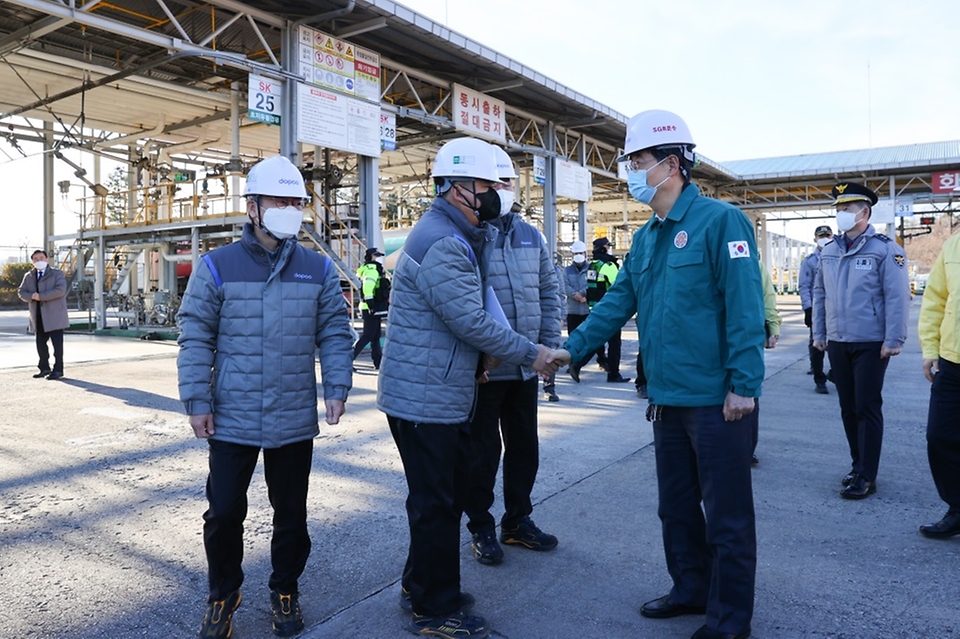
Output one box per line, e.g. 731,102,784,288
532,344,559,376
190,414,215,439
923,358,939,383
812,339,827,352
803,307,812,328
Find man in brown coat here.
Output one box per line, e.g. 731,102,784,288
18,250,70,380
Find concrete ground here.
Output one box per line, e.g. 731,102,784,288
0,297,957,639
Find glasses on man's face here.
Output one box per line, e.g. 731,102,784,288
624,155,661,174
260,196,307,210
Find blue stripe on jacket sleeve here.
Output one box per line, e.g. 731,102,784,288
202,254,223,287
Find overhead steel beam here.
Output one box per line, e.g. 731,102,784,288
0,0,104,56
334,16,388,39
3,0,292,79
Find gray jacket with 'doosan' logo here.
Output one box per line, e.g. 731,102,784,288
177,223,354,448
812,226,910,349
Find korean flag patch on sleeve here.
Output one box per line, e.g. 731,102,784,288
728,241,750,259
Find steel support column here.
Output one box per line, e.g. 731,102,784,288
543,123,558,262
43,121,54,255
94,235,105,329
578,136,587,244
358,154,379,265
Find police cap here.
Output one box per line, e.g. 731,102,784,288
832,182,878,206
593,237,611,250
814,225,833,238
365,247,385,260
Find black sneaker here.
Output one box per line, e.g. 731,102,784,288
500,516,558,551
471,530,504,565
269,590,304,637
568,364,581,383
815,382,828,394
409,611,489,638
199,590,242,639
607,373,631,384
33,370,51,379
399,587,476,613
545,391,559,402
636,384,648,399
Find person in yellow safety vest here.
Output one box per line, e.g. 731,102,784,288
353,247,389,369
751,261,782,466
579,237,630,383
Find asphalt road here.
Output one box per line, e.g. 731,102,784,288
0,297,957,638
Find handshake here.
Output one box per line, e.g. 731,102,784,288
532,345,572,377
478,346,572,384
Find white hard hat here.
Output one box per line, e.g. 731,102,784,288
431,137,501,183
616,110,696,163
492,145,518,181
571,240,587,253
244,155,308,198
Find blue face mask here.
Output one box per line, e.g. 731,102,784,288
627,157,669,204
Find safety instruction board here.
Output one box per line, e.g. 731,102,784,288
452,83,506,143
297,84,381,158
556,160,592,201
298,26,381,103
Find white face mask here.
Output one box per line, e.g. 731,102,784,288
573,253,586,264
836,206,865,234
497,189,515,217
34,261,48,271
261,207,304,240
816,238,830,249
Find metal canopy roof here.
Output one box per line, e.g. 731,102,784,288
722,141,960,181
2,0,959,223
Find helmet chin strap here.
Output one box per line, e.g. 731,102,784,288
454,183,482,223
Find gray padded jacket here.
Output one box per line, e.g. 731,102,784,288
481,213,561,382
377,197,540,424
177,224,354,448
564,261,590,316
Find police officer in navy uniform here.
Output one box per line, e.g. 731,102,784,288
812,182,910,499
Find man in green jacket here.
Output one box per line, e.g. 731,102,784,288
547,110,764,639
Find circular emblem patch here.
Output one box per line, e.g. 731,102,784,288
674,230,688,249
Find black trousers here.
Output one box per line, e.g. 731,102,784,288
203,438,313,601
652,404,755,635
808,326,826,384
388,415,471,617
636,351,647,387
568,313,621,374
827,341,889,483
35,311,64,374
352,310,382,368
465,377,539,533
927,357,960,512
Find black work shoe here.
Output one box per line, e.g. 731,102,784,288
639,594,706,619
409,611,489,637
597,360,608,372
841,470,856,487
269,590,304,637
33,370,51,378
607,373,632,383
815,382,828,394
691,623,751,639
545,391,559,402
636,384,648,399
500,516,558,551
471,530,504,565
399,587,475,613
840,474,876,500
568,365,581,383
47,371,64,380
751,455,759,466
199,590,242,639
920,512,960,539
